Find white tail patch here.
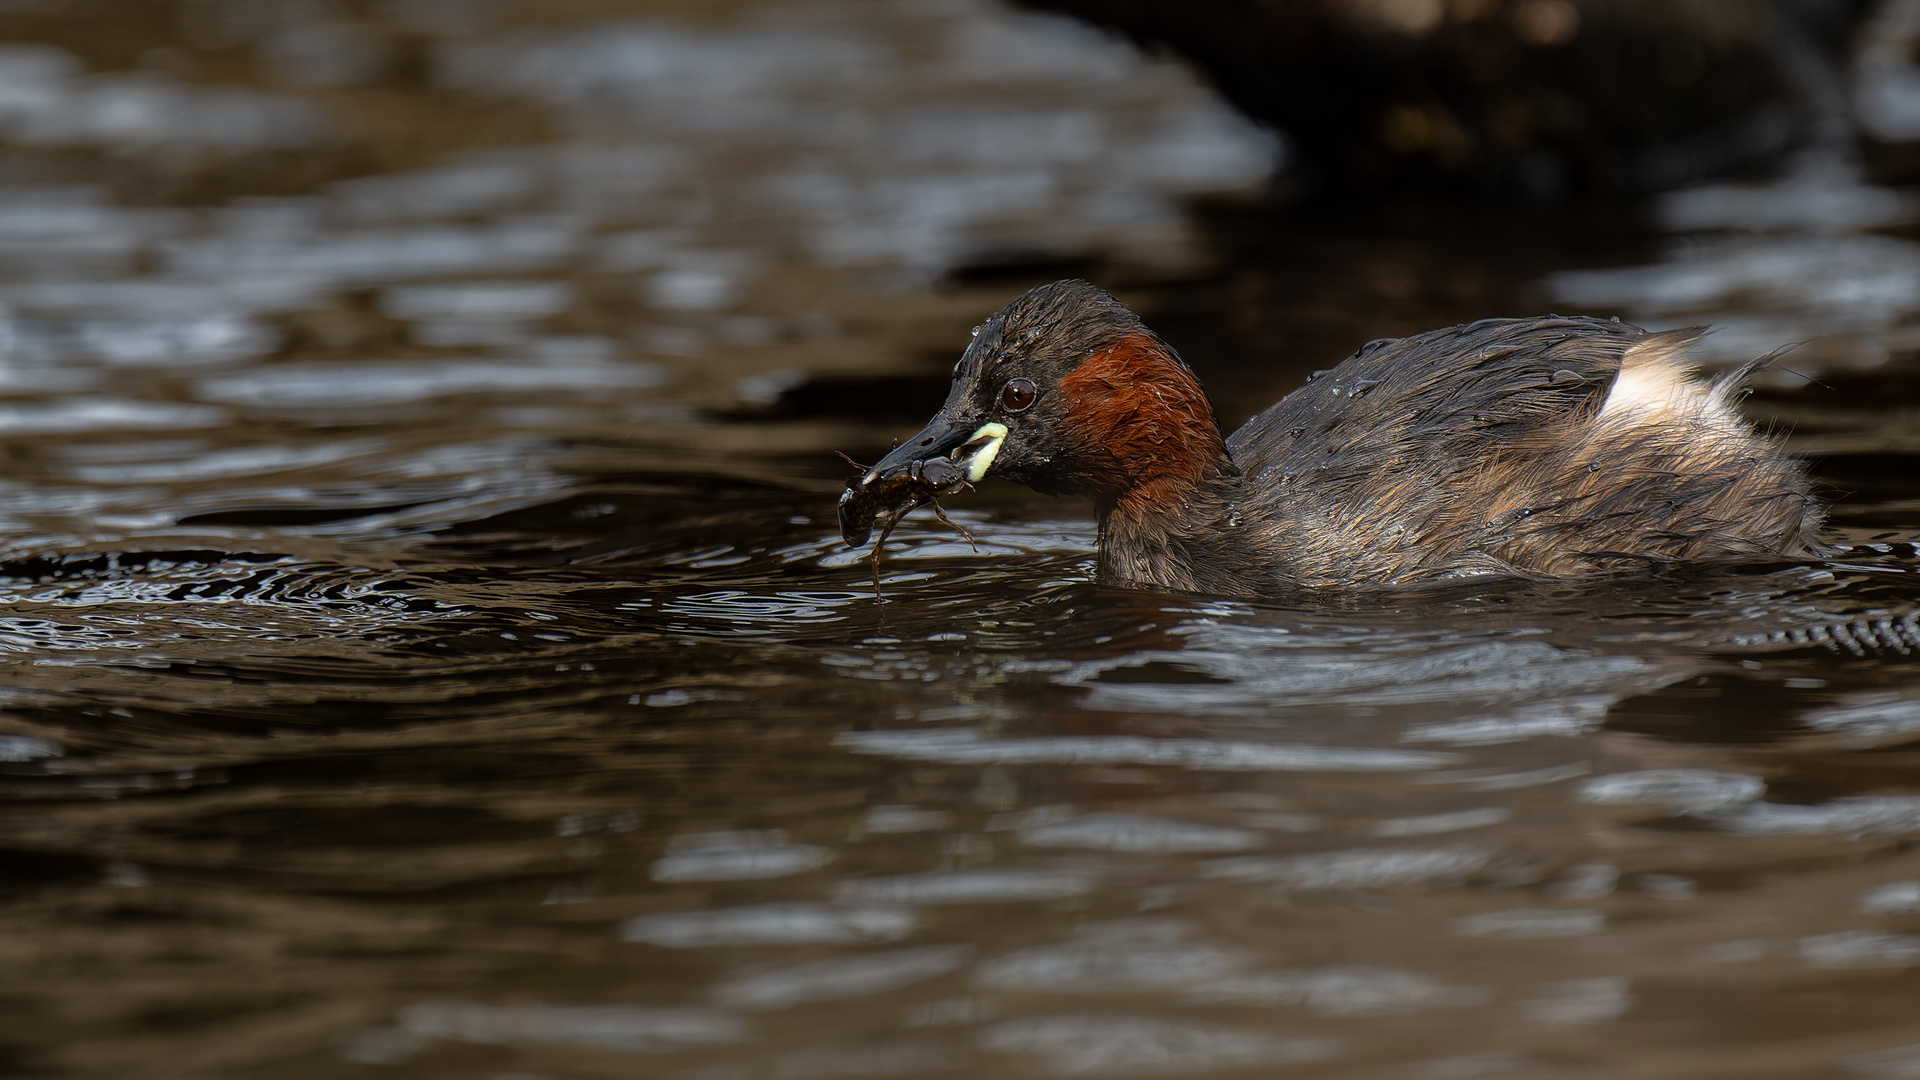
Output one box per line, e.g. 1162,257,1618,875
1599,333,1738,428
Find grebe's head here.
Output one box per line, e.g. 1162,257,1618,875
838,280,1222,546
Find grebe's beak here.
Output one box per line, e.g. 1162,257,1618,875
836,415,1007,547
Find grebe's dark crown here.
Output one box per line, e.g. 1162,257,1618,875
954,280,1182,380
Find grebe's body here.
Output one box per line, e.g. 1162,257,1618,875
838,281,1825,597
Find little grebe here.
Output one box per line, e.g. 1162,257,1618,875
837,280,1826,596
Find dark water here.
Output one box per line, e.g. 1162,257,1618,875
5,2,1920,1079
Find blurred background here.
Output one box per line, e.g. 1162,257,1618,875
4,0,1920,441
2,1,1920,1078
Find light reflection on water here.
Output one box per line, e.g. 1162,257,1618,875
0,0,1915,1078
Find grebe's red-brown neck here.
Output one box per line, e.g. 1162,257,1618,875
1052,333,1243,589
1054,332,1229,507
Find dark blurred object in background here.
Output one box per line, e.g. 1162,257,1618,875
1022,0,1878,197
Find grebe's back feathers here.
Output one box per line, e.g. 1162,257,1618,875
1221,317,1823,589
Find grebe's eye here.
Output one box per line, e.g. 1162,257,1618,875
999,377,1037,413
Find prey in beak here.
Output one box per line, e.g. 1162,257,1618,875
835,421,1008,599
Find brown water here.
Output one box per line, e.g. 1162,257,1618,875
4,2,1920,1079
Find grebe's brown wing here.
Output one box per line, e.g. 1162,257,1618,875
1219,317,1819,585
1226,315,1645,492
